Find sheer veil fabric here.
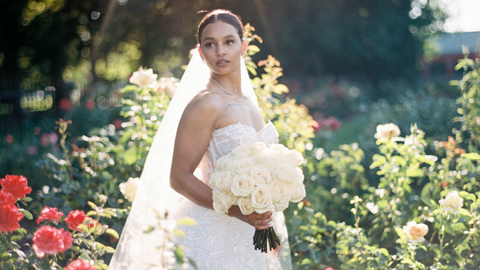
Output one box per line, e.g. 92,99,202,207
109,48,292,269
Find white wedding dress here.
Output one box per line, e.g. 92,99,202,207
170,121,291,270
109,50,292,270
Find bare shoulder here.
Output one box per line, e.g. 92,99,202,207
183,90,225,117
180,90,224,129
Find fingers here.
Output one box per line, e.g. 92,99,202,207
251,211,273,230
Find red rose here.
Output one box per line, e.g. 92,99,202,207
32,226,65,257
37,206,64,224
0,175,32,199
0,190,16,205
65,259,97,270
86,218,101,230
64,210,88,230
0,204,24,233
58,228,73,252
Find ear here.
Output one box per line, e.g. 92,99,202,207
241,39,248,57
198,46,205,61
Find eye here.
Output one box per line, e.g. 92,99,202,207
205,42,213,48
226,39,235,45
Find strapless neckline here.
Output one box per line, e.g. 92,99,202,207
214,120,273,134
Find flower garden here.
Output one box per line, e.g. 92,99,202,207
1,27,480,269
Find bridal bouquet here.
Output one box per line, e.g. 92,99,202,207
209,141,306,253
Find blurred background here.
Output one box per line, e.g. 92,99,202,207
0,0,479,189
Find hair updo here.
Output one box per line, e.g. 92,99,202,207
196,10,244,44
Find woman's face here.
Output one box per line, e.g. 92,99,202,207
199,21,246,76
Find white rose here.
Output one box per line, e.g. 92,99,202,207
235,157,255,174
403,221,428,243
250,142,267,157
225,191,237,206
231,144,252,158
439,191,463,214
231,174,255,197
273,163,301,184
129,67,158,88
210,171,233,192
250,164,272,186
212,190,230,214
251,186,273,214
271,182,291,212
288,182,306,203
269,144,289,155
119,177,140,202
237,196,254,215
214,156,234,171
283,149,304,167
374,123,401,139
259,154,280,173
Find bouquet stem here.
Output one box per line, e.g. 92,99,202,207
253,226,281,253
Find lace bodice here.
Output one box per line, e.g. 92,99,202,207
197,121,279,185
171,121,289,270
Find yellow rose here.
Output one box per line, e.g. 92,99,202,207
403,221,428,243
237,196,254,215
251,186,273,214
129,67,158,88
231,174,255,197
250,164,272,186
374,123,401,139
439,191,463,214
119,177,140,202
210,171,234,192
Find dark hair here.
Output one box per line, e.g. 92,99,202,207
196,9,244,44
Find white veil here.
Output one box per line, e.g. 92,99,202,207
109,48,291,269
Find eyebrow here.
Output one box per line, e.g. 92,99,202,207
202,35,236,42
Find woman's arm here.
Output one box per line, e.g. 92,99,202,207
170,92,273,230
170,92,219,209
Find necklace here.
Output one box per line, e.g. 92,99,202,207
209,78,246,106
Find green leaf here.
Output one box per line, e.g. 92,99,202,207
123,146,138,165
461,153,480,160
11,235,22,241
21,196,32,202
104,246,115,254
88,201,97,209
19,209,33,220
406,168,423,177
106,228,119,239
177,217,197,226
70,245,82,252
95,241,105,250
120,85,139,93
143,226,154,234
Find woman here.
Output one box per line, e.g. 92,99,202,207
110,10,291,269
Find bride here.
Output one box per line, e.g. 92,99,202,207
109,10,292,270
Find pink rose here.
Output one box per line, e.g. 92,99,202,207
36,206,64,224
0,175,32,199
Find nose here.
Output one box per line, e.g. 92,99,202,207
216,44,226,56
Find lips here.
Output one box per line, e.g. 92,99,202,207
216,59,230,66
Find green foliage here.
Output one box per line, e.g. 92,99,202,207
451,47,480,152
287,52,480,269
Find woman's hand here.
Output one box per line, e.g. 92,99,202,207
228,206,273,230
